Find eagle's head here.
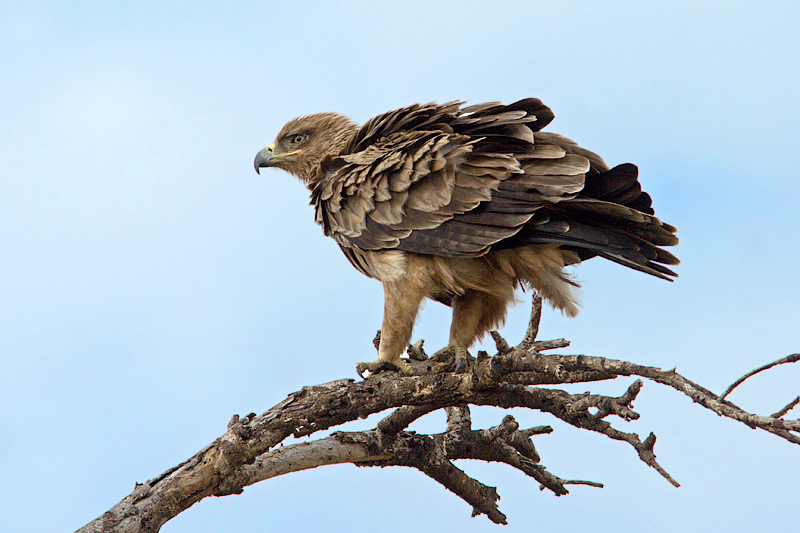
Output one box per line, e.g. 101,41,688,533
254,113,357,183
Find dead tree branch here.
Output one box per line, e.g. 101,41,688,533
720,353,800,400
771,396,800,419
77,296,799,532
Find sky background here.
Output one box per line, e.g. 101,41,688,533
2,1,799,531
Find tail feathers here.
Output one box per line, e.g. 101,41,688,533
581,163,655,214
534,161,681,279
508,214,679,281
594,249,678,280
561,199,678,246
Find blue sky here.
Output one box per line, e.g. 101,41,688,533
1,2,799,531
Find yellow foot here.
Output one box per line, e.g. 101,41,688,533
355,357,413,378
431,343,469,373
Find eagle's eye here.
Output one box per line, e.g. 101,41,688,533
290,134,307,145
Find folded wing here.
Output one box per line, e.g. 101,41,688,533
312,99,678,280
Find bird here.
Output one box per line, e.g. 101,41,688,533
254,99,678,376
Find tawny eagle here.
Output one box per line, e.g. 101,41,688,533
254,99,678,375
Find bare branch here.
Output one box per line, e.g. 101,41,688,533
225,433,390,491
720,353,800,400
378,405,439,435
506,384,680,486
771,396,800,419
490,330,512,355
532,338,571,351
520,425,554,438
479,414,518,441
521,292,543,348
407,339,428,361
445,405,473,433
558,479,604,489
510,353,800,436
76,320,799,532
566,380,642,421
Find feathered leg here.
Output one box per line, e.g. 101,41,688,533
437,289,510,372
355,265,430,377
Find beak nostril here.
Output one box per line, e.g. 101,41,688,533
254,146,276,173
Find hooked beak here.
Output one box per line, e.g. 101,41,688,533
254,144,276,174
254,143,301,174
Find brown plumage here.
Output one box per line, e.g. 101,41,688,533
254,99,678,375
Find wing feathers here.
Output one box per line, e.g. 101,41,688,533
313,100,678,280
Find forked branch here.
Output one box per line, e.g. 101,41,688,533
77,296,799,532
